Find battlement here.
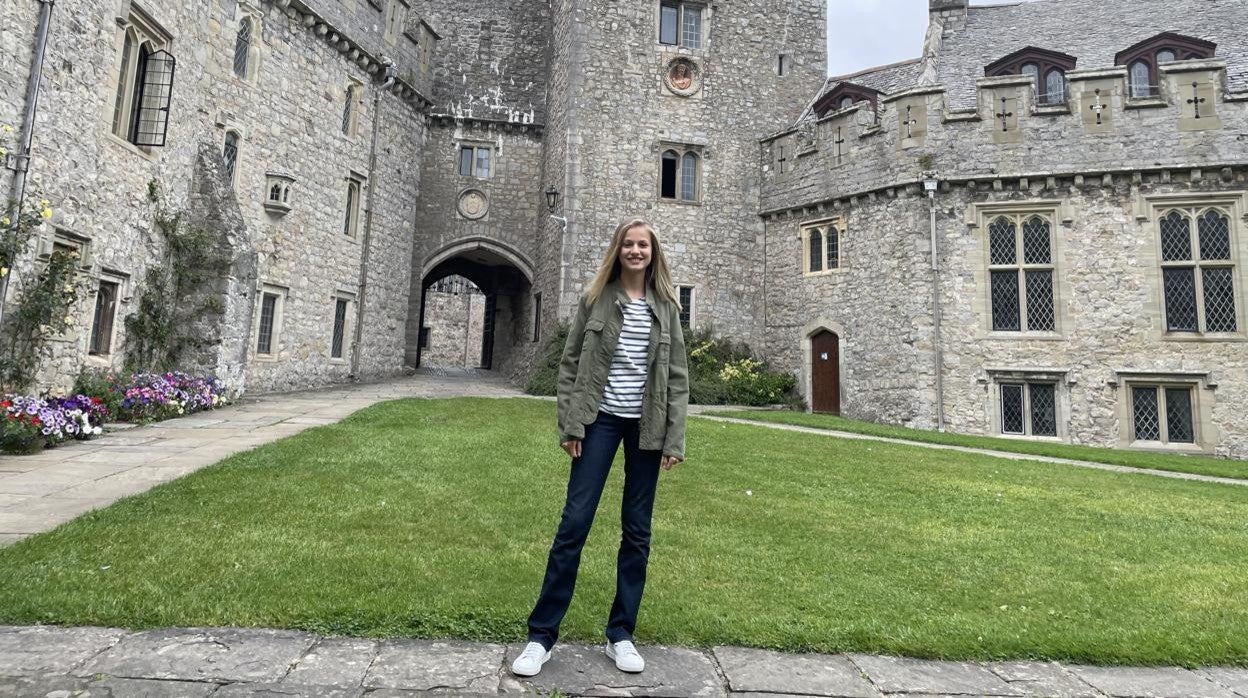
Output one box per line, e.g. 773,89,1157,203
762,60,1248,215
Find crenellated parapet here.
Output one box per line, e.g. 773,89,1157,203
761,59,1248,216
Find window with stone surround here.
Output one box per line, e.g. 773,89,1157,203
458,144,493,178
109,5,175,147
1116,32,1215,99
998,382,1058,437
658,2,703,49
659,145,701,203
254,285,287,358
678,286,693,327
89,279,121,357
1157,207,1238,335
222,130,240,186
985,47,1076,106
330,295,351,360
233,18,252,79
801,219,842,275
1129,383,1196,445
342,78,364,137
988,213,1056,333
343,174,364,238
532,292,542,342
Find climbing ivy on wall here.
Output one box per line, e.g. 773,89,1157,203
123,182,233,372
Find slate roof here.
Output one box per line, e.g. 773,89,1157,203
938,0,1248,109
800,58,924,122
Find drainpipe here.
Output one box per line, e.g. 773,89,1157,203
349,59,397,380
1,0,56,330
924,177,945,431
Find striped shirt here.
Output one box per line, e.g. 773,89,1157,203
600,298,651,418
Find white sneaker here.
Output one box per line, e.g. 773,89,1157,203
605,640,645,673
511,641,551,677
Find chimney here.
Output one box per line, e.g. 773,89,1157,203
929,0,968,11
928,0,968,31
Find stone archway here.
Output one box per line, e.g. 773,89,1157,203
410,238,536,373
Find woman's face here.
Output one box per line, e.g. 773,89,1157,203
618,226,653,274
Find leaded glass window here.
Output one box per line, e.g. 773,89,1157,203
988,214,1056,332
257,293,278,355
1130,384,1196,444
808,228,823,273
1129,60,1152,98
678,286,693,327
233,19,252,79
802,222,843,274
1043,69,1066,105
1158,207,1238,334
680,152,698,201
343,178,362,238
331,298,348,359
681,6,702,49
89,280,119,356
342,82,360,136
999,382,1057,437
222,130,240,184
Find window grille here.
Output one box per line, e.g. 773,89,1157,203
342,83,359,136
222,131,240,183
233,19,252,79
331,298,348,359
988,214,1056,332
678,286,692,327
1131,384,1196,444
131,49,176,147
803,222,842,274
808,229,823,273
89,281,119,356
1000,382,1058,437
1159,208,1237,334
257,293,278,354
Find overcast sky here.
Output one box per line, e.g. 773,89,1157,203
825,0,930,77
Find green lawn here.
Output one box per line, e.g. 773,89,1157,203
705,409,1248,481
2,397,1247,665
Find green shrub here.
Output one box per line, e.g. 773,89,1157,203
525,322,569,396
526,322,795,406
72,367,125,416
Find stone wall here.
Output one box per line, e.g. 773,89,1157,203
420,285,485,368
558,0,827,348
1,0,426,394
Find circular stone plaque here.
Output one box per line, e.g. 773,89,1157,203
663,58,700,97
457,189,488,220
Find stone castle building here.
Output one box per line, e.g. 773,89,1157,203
3,0,1246,458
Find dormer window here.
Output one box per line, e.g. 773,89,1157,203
1115,32,1216,99
813,82,881,119
985,47,1077,106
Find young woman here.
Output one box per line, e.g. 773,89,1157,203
511,218,689,677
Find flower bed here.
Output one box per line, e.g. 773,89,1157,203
75,370,230,424
1,394,107,454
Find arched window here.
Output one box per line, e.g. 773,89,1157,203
111,30,136,136
269,183,282,202
984,47,1076,107
233,19,252,79
680,152,698,201
342,81,361,136
1129,61,1152,98
660,150,678,199
808,228,823,273
1044,69,1066,104
813,82,882,119
839,96,854,110
222,130,240,184
1116,32,1216,99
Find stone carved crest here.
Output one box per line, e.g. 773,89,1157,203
663,58,701,97
457,189,488,220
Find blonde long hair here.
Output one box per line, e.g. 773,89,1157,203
584,218,680,307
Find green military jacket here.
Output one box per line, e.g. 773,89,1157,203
556,279,689,459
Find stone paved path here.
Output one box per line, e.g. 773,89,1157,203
2,625,1247,697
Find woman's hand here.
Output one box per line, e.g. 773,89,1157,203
561,439,582,459
661,455,682,471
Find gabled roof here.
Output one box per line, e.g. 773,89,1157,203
800,58,923,122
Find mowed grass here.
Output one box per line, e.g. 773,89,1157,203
707,409,1248,481
1,397,1247,666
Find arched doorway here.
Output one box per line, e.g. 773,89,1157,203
810,330,840,414
411,238,535,373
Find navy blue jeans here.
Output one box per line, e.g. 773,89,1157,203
527,411,663,649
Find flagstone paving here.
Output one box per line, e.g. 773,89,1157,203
2,625,1246,697
4,372,1248,695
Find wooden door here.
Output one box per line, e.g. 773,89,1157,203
811,330,840,415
